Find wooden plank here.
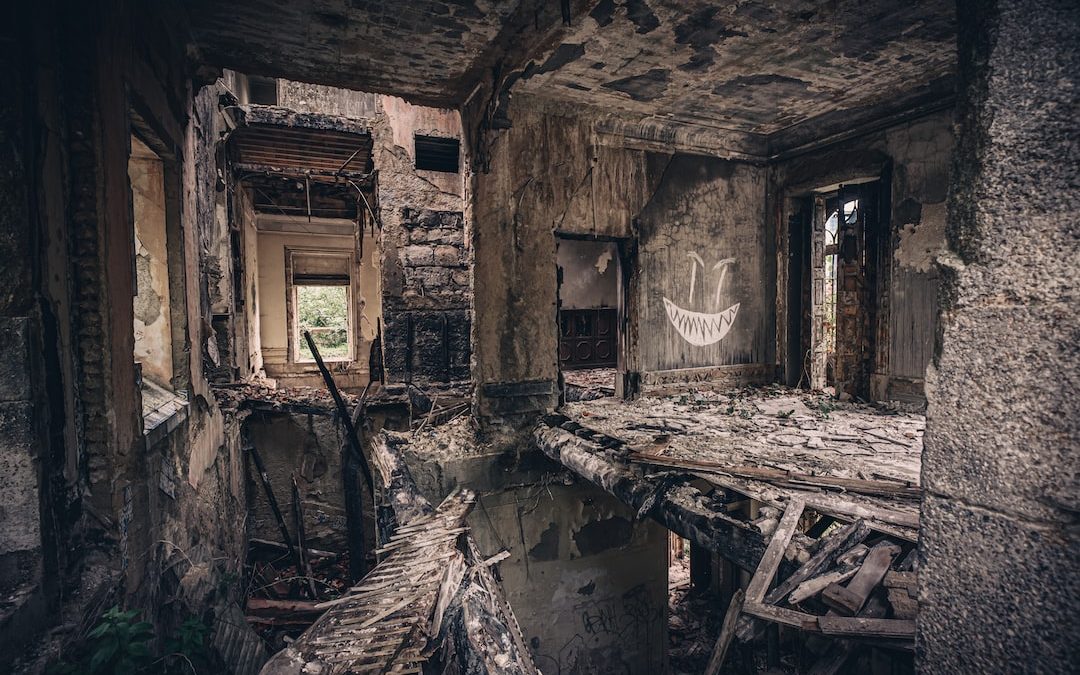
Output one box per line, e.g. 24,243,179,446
704,589,744,675
246,598,323,615
822,542,900,615
817,616,915,639
764,519,870,605
741,601,820,631
745,499,805,604
789,567,859,604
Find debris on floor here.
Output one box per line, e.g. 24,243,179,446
564,367,617,401
255,431,535,675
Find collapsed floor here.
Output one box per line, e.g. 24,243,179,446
219,381,925,674
535,386,924,672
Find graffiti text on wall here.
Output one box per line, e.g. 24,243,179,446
662,253,739,346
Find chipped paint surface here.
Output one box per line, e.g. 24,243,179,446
896,201,947,273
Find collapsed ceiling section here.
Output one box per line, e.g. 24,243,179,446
229,108,376,221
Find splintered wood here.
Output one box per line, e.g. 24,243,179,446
261,490,475,674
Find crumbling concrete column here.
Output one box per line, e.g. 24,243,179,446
919,0,1080,671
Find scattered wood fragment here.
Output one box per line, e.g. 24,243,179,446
822,542,901,616
835,543,869,567
789,567,859,605
764,519,870,605
884,571,918,619
703,589,744,675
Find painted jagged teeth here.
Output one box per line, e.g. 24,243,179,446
662,297,740,346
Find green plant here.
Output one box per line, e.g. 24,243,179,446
817,400,837,419
75,606,156,674
164,616,212,674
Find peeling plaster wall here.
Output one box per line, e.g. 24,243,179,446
558,239,619,310
772,109,954,402
637,156,772,372
403,440,668,675
129,137,174,387
477,483,668,675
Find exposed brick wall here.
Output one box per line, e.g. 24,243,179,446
384,208,471,383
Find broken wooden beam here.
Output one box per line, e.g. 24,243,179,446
534,421,767,572
305,331,374,580
246,598,324,616
371,433,435,525
304,331,375,494
291,475,319,599
627,453,921,499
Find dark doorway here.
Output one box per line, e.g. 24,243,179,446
556,236,624,400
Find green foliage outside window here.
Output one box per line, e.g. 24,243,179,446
297,285,350,360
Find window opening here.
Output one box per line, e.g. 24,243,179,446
296,285,351,362
129,134,174,391
414,135,460,173
248,75,279,105
290,250,353,363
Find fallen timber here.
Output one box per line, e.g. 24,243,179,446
259,432,537,675
535,414,768,572
535,411,918,658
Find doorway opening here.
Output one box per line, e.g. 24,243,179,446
556,235,625,401
805,181,881,399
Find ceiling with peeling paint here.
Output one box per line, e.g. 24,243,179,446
187,0,955,142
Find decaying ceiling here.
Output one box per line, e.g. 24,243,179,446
186,0,955,147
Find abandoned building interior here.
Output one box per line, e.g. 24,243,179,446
1,1,1076,674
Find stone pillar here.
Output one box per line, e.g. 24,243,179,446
919,0,1080,671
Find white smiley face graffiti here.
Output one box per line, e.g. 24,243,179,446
662,253,739,346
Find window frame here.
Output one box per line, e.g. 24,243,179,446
285,247,356,365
